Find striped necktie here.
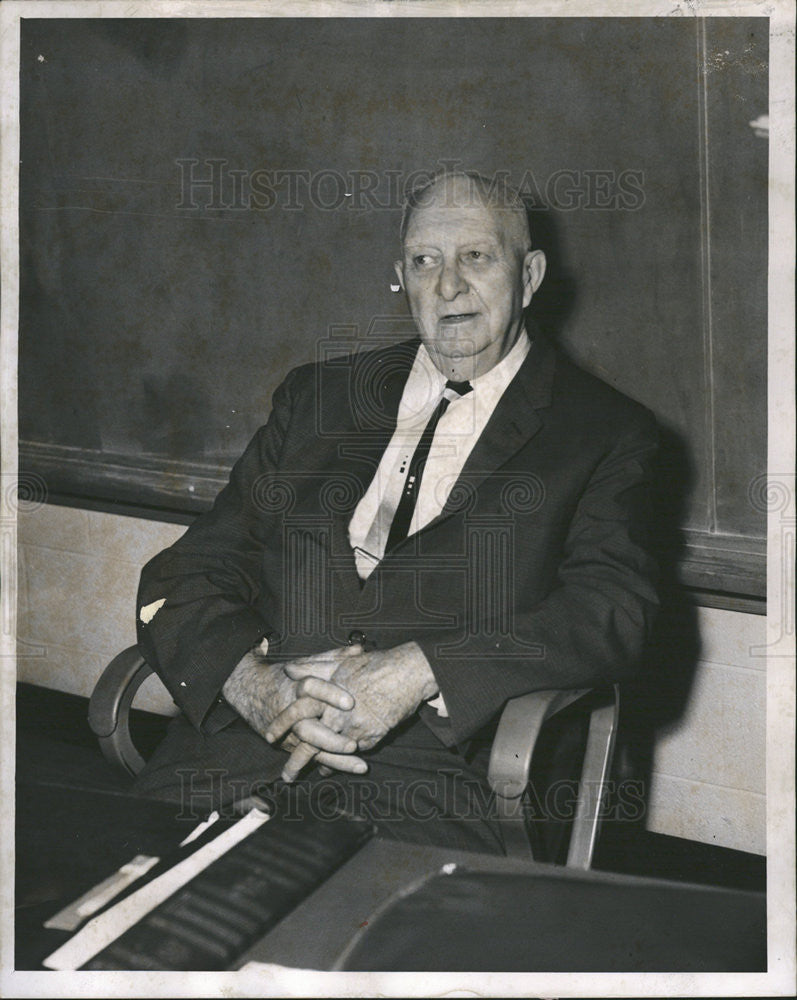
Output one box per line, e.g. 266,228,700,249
384,379,473,554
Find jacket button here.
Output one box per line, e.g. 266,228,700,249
348,629,366,646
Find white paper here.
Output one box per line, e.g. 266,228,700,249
43,808,270,971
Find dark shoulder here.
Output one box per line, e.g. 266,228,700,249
282,338,419,394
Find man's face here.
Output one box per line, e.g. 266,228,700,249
394,187,546,380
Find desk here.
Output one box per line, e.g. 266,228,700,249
240,840,766,972
15,781,203,970
17,784,765,973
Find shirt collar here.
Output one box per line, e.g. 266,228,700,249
468,326,531,395
399,327,531,425
416,326,531,390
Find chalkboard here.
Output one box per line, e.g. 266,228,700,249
18,16,768,599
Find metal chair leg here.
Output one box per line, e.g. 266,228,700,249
566,685,620,869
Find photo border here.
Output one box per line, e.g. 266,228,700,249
1,1,793,997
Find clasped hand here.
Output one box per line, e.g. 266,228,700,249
266,641,438,783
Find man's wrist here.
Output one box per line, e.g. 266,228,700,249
399,640,449,716
221,651,256,716
222,650,295,737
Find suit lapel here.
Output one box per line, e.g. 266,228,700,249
318,339,420,601
303,333,557,586
414,332,557,533
297,337,419,503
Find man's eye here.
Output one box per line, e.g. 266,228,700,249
413,254,434,267
465,250,488,262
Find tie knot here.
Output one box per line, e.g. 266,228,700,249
445,379,472,397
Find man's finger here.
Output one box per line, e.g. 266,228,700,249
265,696,324,743
292,717,357,754
283,644,363,681
295,675,354,711
281,741,318,783
282,732,300,751
282,659,335,682
314,751,368,775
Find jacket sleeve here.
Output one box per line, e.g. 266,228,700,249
135,369,299,734
417,408,660,746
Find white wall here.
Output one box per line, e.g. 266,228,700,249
16,503,767,854
645,605,766,855
17,503,183,715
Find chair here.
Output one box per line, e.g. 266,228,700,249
88,646,619,869
487,685,619,867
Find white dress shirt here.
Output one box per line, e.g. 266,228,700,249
349,329,531,580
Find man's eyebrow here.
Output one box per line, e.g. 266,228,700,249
403,236,502,251
461,237,501,248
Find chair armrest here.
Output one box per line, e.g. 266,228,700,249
487,686,624,864
88,646,155,777
487,688,592,800
487,688,591,859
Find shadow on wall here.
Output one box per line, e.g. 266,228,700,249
525,206,579,338
524,195,701,829
615,423,701,826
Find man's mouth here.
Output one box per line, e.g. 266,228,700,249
439,312,477,324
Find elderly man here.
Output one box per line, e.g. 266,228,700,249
133,170,659,855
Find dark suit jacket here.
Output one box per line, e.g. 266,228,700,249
136,332,659,755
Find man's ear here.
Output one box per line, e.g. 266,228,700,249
393,259,405,290
522,250,546,308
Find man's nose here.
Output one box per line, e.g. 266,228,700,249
437,259,468,300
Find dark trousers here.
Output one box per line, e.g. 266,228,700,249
132,706,589,863
132,713,508,855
